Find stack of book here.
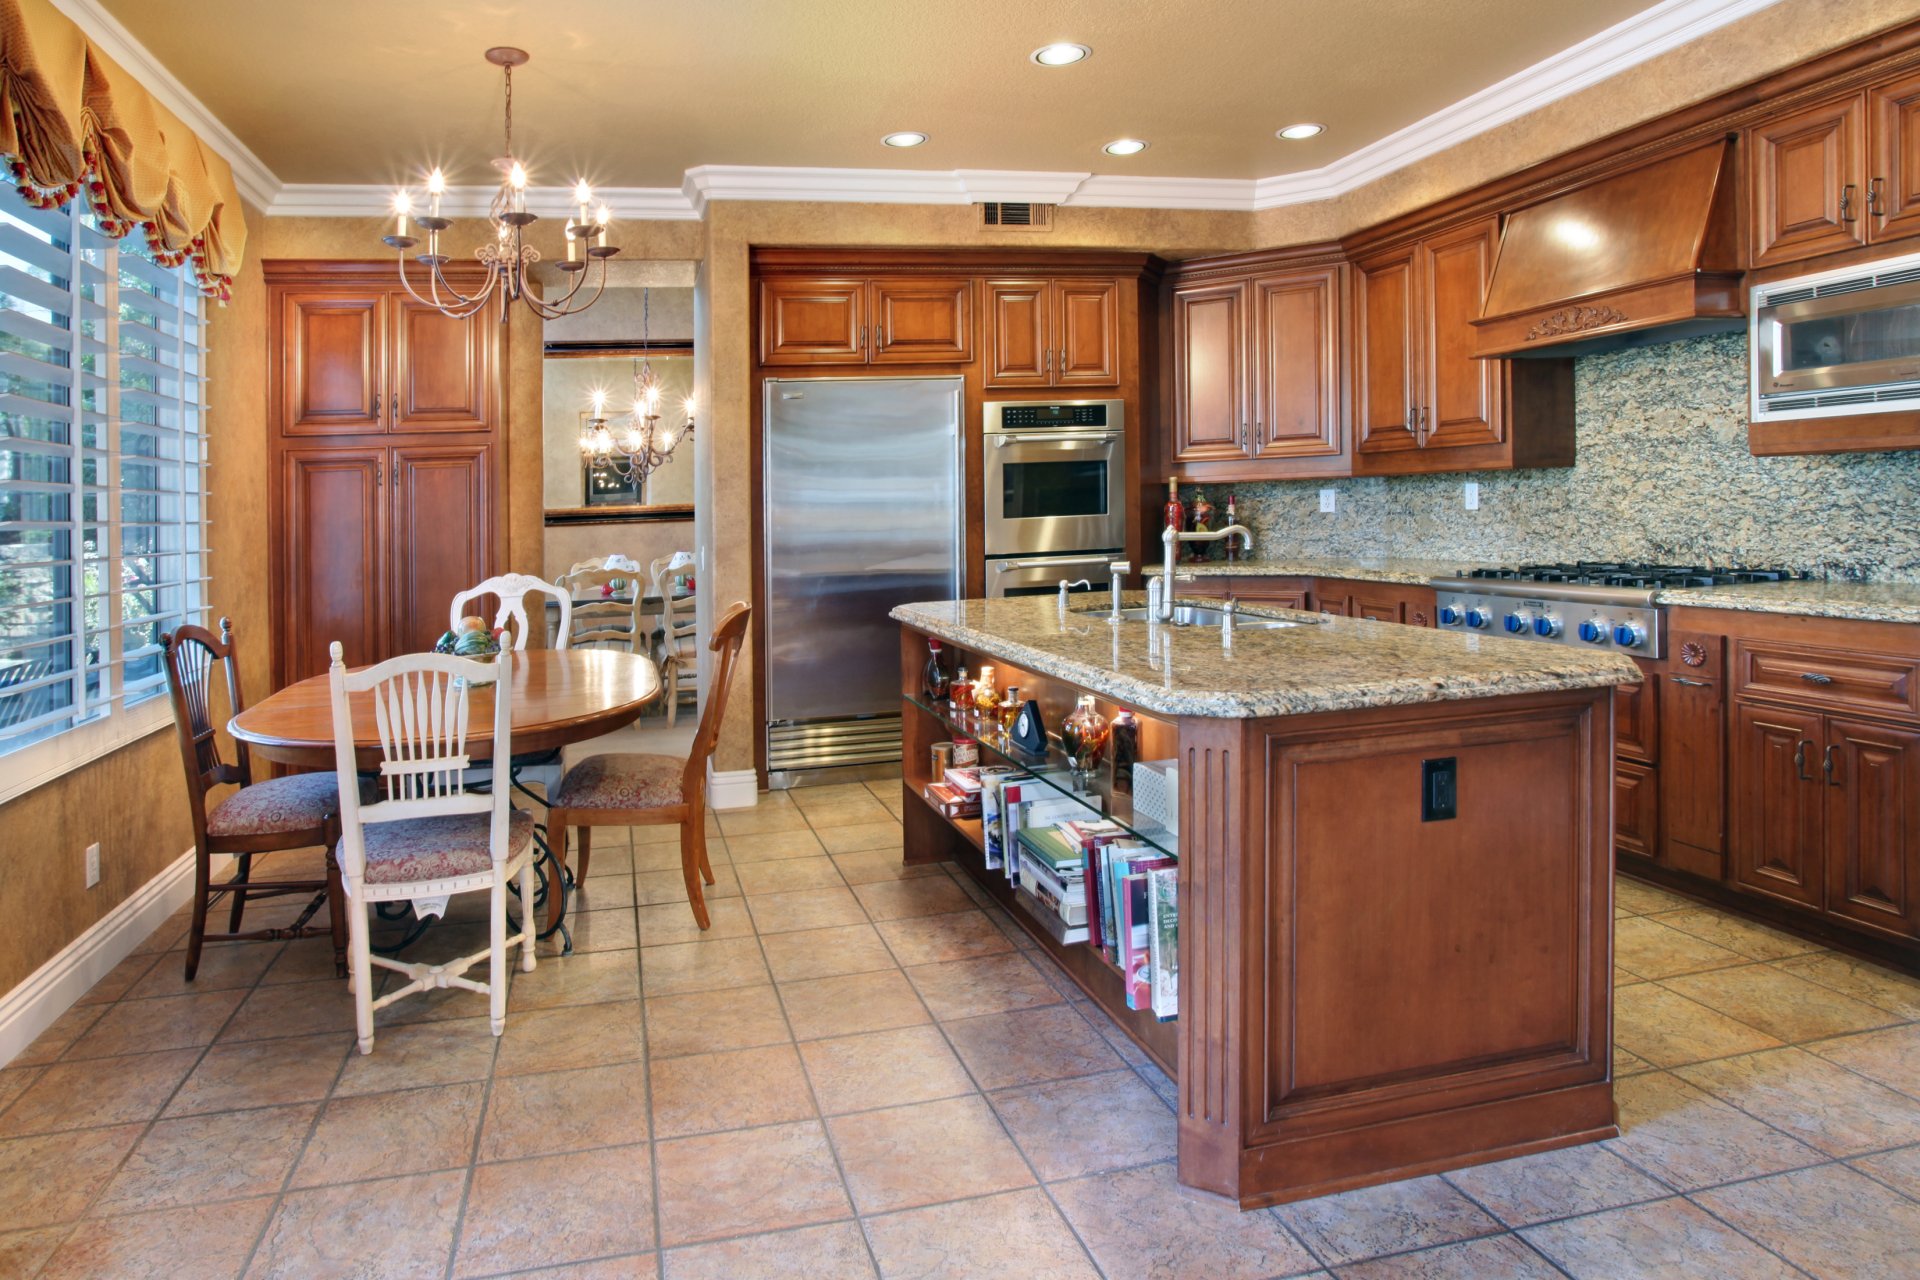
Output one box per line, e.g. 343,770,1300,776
924,764,984,819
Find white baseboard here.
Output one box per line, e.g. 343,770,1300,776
0,846,218,1066
707,766,759,811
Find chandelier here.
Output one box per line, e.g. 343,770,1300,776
380,47,619,321
580,289,695,483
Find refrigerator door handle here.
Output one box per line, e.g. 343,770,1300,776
995,555,1116,572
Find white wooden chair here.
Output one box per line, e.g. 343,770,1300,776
327,643,537,1053
559,565,646,652
650,553,698,725
451,572,571,651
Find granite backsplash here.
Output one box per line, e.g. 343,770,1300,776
1197,332,1920,581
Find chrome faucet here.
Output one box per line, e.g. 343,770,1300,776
1157,524,1256,621
1107,561,1131,624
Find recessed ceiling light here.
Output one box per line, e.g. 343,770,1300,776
1103,138,1148,156
1031,42,1091,66
1277,123,1325,140
881,131,928,148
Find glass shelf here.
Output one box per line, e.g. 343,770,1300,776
905,692,1178,859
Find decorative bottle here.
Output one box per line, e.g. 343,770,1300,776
1060,694,1110,780
923,638,951,703
1109,708,1140,794
972,665,999,718
950,665,972,714
997,684,1022,731
1224,493,1242,562
1162,477,1186,542
1189,489,1215,562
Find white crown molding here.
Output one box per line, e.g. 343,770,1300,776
272,183,700,221
1069,175,1259,211
46,0,282,211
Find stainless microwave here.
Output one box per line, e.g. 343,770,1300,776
1752,249,1920,421
981,399,1126,558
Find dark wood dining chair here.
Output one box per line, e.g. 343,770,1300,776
163,618,348,979
546,602,750,930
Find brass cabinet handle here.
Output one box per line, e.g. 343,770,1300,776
1841,183,1858,223
1824,743,1840,785
1870,177,1887,217
1801,672,1835,686
1795,739,1811,781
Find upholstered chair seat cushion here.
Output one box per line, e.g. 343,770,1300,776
553,753,685,812
205,772,340,837
361,809,535,885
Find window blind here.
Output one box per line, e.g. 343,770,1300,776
0,185,209,757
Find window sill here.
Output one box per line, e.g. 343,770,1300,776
0,700,174,808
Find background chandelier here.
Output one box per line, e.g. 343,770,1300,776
381,47,619,321
580,289,695,484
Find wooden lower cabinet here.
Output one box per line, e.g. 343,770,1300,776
1732,700,1827,909
1616,760,1660,861
1314,578,1437,626
1825,716,1920,939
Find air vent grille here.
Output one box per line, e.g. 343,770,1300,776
980,202,1053,229
1763,263,1920,307
1767,382,1920,412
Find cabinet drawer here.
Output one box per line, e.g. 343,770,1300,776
1734,640,1920,720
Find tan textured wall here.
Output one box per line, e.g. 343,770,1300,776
0,203,269,996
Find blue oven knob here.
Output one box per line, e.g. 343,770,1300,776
1534,614,1563,638
1437,605,1461,626
1465,608,1491,629
1613,622,1646,648
1577,618,1609,643
1503,612,1529,634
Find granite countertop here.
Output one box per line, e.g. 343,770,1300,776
892,593,1638,719
1655,580,1920,625
1143,556,1468,586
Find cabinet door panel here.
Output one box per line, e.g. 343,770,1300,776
1615,658,1658,764
1870,73,1920,243
279,292,384,436
983,280,1051,388
1824,716,1920,939
758,278,866,365
1054,278,1121,387
391,297,493,433
390,445,492,659
869,277,972,364
1351,586,1405,624
1225,578,1311,610
1170,279,1251,463
1253,268,1341,460
1661,633,1725,867
1616,760,1660,863
1354,248,1419,457
280,448,385,685
1731,701,1825,909
1750,94,1867,267
1421,219,1504,452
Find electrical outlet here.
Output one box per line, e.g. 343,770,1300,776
1319,487,1337,514
84,842,100,889
1464,481,1480,511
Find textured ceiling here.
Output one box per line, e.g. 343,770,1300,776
98,0,1657,187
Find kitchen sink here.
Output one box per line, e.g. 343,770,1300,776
1088,605,1310,630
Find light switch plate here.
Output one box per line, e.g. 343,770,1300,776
84,842,100,888
1464,481,1480,511
1319,488,1336,514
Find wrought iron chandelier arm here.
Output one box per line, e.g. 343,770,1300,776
392,256,493,319
523,255,608,321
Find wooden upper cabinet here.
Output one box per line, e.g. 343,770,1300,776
388,444,493,658
758,278,866,365
1353,246,1419,458
1169,278,1251,464
1054,278,1120,386
868,277,973,364
1749,93,1868,268
391,296,493,433
1419,219,1503,453
1870,71,1920,244
280,291,384,436
1252,267,1341,461
983,280,1050,387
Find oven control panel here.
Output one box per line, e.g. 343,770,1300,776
1435,588,1662,659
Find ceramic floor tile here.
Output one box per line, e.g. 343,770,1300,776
1336,1233,1564,1279
1676,1046,1920,1157
636,897,753,947
73,950,162,1004
1645,907,1825,962
1695,1162,1920,1280
64,988,245,1058
543,906,641,955
649,1043,817,1138
830,850,945,884
1614,880,1696,916
660,1220,876,1280
874,910,1016,967
246,1170,465,1279
634,841,714,874
94,1103,316,1215
1805,1022,1920,1098
574,875,642,911
0,1228,81,1279
1611,982,1782,1068
38,1196,275,1280
850,876,977,921
256,938,350,985
0,1066,39,1114
495,1000,647,1076
452,1144,657,1278
861,1188,1100,1280
734,856,846,896
1771,950,1920,1020
1612,917,1748,979
292,1081,485,1187
644,984,792,1059
1605,1070,1824,1191
1850,1143,1920,1198
333,1016,500,1095
723,828,828,862
125,942,281,999
989,1069,1176,1182
1442,1143,1671,1227
760,923,898,982
477,1060,652,1160
1274,1174,1503,1266
778,968,929,1041
511,1255,659,1279
507,947,643,1010
829,1094,1033,1214
1519,1196,1803,1279
640,936,770,997
0,1125,144,1231
1048,1159,1315,1279
0,1048,199,1136
904,952,1067,1021
790,797,894,827
944,1004,1124,1090
1661,964,1901,1042
815,822,907,855
745,886,870,934
9,1003,105,1066
215,979,357,1043
653,1120,852,1248
715,804,811,837
637,863,743,906
798,1024,975,1115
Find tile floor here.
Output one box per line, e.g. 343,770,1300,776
5,779,1920,1277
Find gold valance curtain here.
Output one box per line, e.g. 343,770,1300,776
0,0,246,299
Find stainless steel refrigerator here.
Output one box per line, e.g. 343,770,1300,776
763,376,964,786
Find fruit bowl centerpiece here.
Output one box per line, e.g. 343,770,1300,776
433,616,507,686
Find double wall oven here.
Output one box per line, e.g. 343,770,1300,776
982,399,1126,597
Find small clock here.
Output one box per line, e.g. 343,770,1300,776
1009,699,1048,755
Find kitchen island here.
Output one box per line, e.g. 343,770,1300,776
893,594,1640,1207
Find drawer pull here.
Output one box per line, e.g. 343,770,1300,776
1669,675,1712,687
1795,739,1811,782
1824,743,1840,785
1801,672,1836,686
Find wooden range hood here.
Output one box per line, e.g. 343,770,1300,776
1473,141,1745,358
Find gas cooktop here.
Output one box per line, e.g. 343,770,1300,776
1459,562,1807,589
